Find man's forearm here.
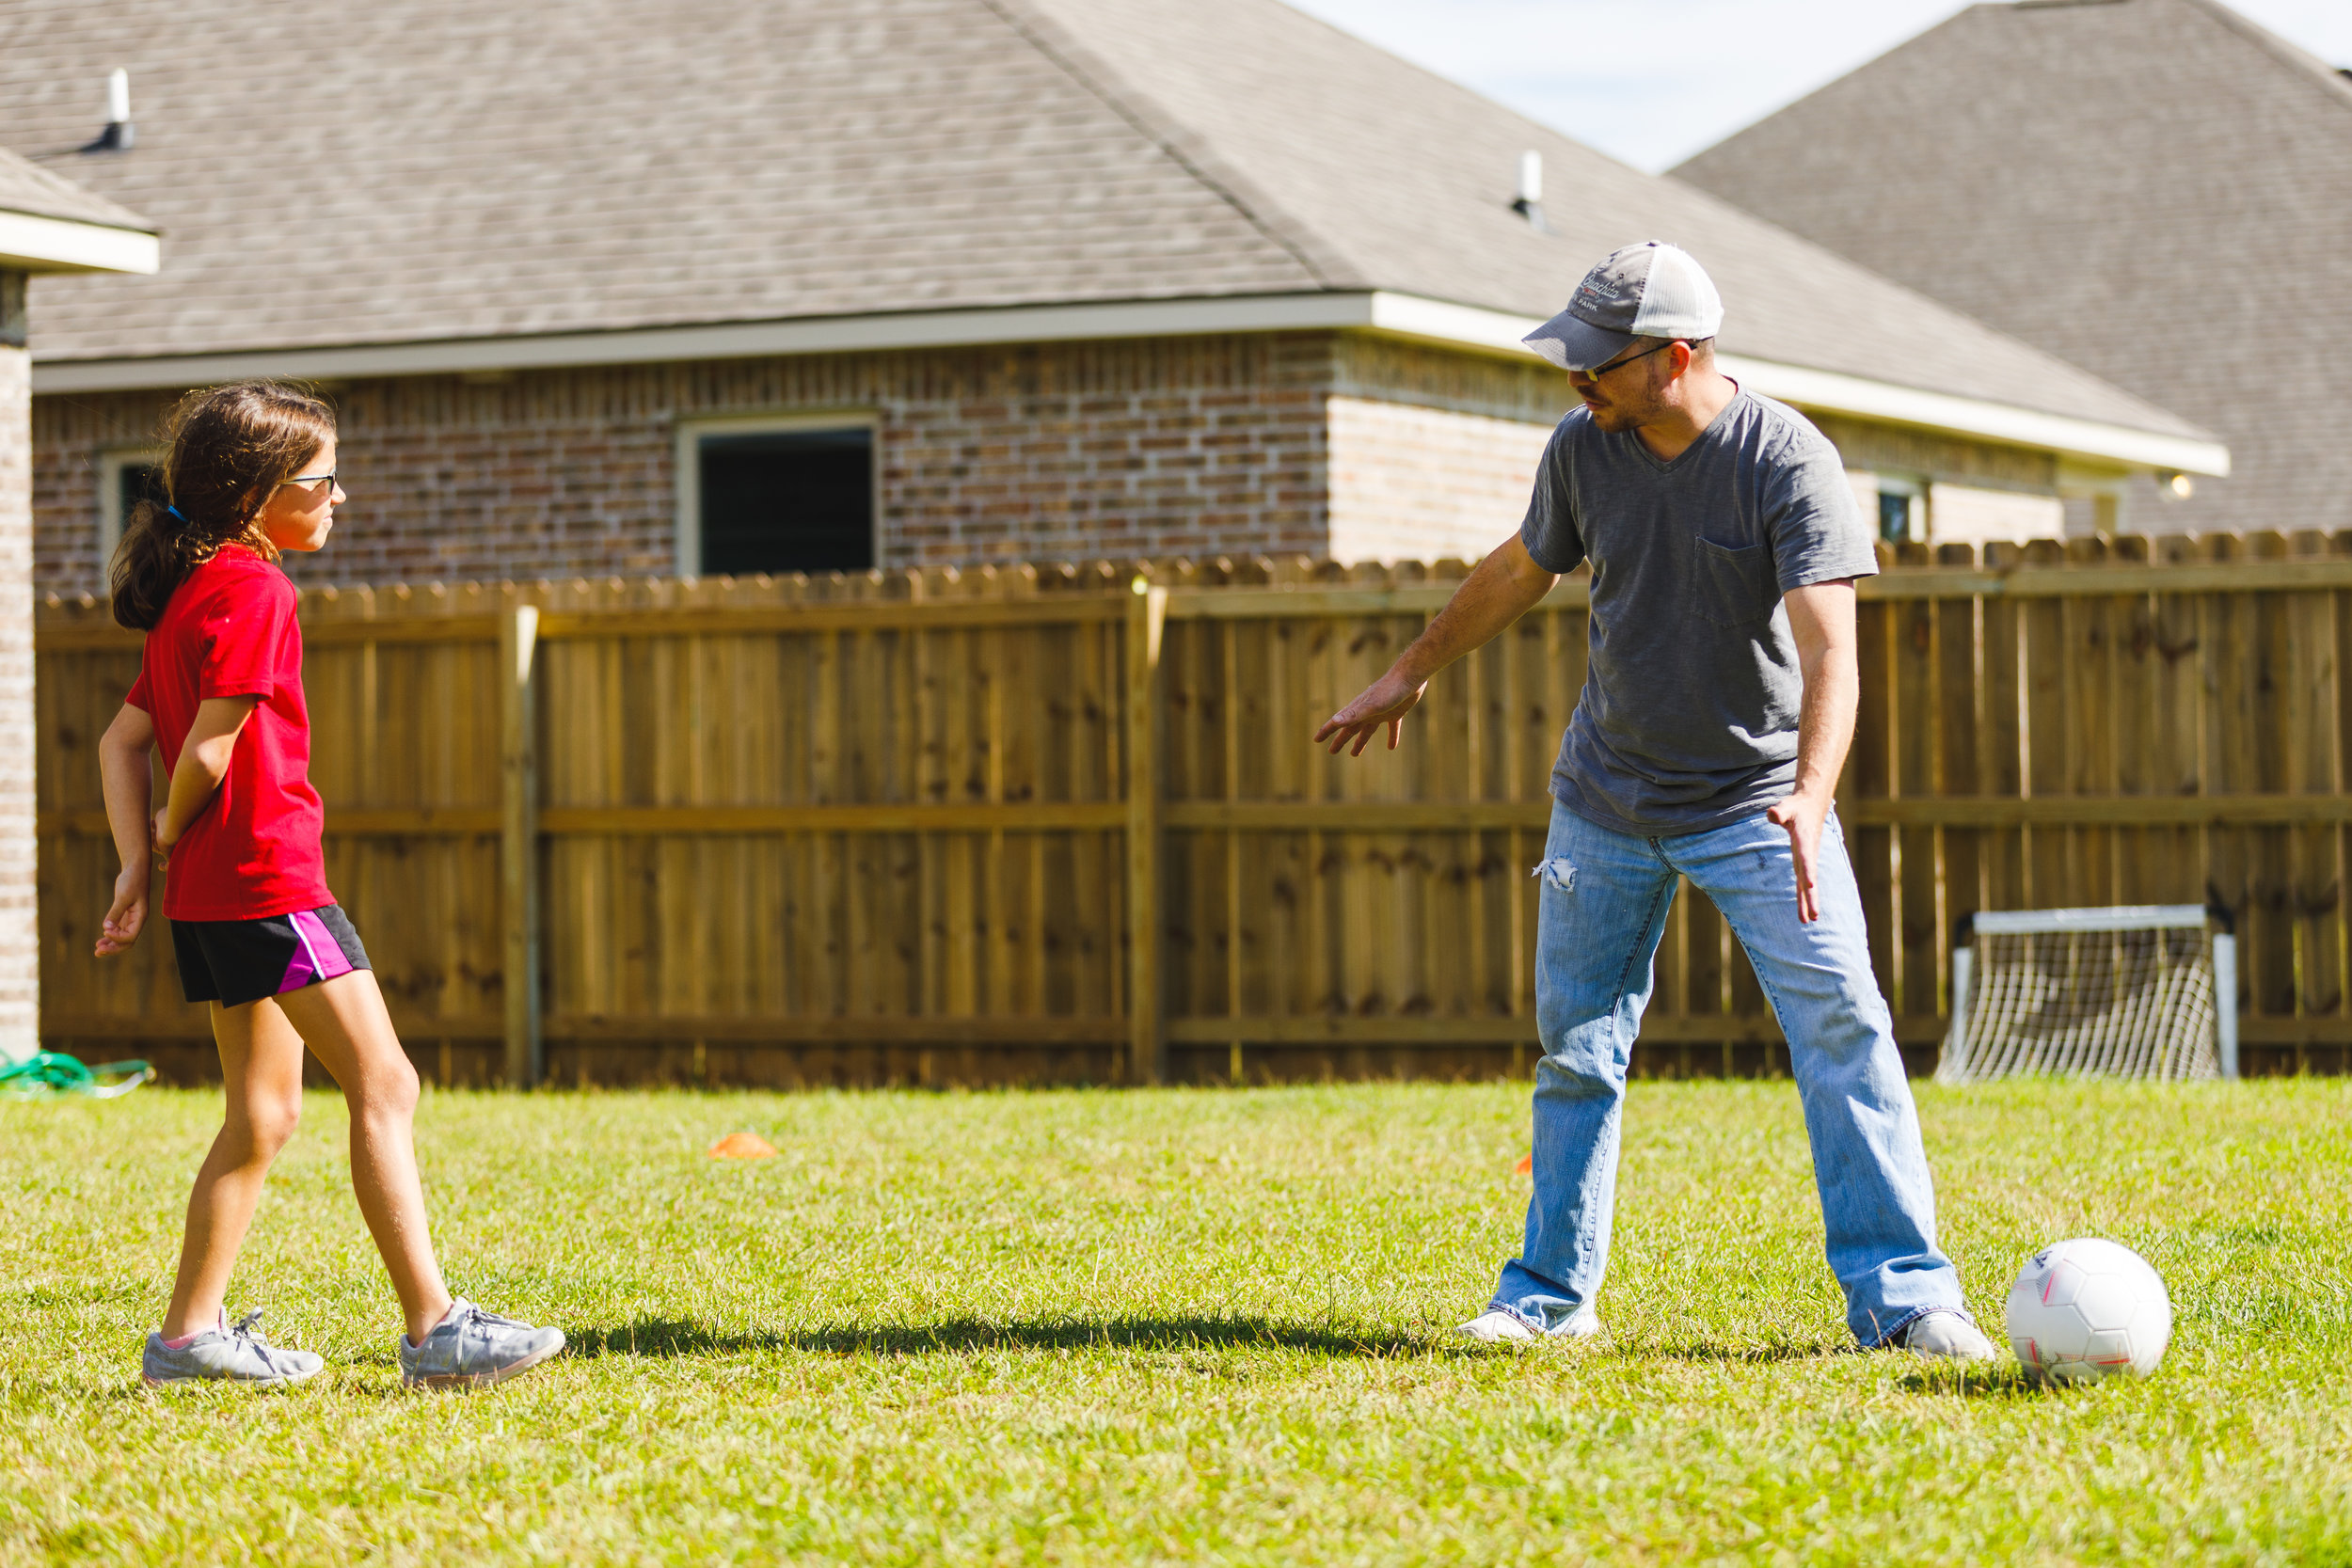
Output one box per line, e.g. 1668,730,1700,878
1791,645,1858,801
1390,543,1556,688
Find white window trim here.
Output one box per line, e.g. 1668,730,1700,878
95,447,167,571
673,410,880,578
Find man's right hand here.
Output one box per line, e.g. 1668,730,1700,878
1307,533,1557,760
1315,670,1430,756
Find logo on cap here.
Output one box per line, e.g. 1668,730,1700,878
1523,242,1724,372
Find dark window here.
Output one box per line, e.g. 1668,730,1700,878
696,426,873,575
1878,488,1917,546
119,461,166,527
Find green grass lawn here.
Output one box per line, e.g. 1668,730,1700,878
3,1077,2348,1566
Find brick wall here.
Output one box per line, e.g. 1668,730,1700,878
31,331,2099,594
0,285,36,1060
1812,414,2059,494
1926,483,2068,546
33,332,1336,593
1322,335,1565,564
1332,334,1569,425
1326,396,1551,564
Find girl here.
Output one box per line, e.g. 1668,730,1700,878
93,381,564,1389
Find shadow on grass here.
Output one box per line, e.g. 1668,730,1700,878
1896,1362,2052,1399
1646,1338,1851,1365
569,1314,1431,1360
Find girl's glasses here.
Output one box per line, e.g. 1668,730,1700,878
278,471,337,494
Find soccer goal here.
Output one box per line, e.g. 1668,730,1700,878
1938,904,2238,1083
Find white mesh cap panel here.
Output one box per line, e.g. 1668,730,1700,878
1627,244,1724,341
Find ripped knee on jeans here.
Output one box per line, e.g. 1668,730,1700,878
1532,857,1577,893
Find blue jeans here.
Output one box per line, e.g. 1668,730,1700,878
1491,800,1964,1345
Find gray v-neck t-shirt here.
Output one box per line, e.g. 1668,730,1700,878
1518,388,1877,837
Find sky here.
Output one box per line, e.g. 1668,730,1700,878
1278,0,2352,172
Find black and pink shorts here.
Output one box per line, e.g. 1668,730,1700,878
169,905,373,1009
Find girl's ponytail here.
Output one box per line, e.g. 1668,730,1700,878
109,495,188,632
107,381,337,631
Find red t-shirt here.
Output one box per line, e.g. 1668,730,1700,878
125,546,330,921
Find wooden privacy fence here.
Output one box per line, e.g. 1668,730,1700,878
34,533,2352,1085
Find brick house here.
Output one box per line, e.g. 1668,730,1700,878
1677,0,2346,538
2,147,155,1061
5,0,2224,590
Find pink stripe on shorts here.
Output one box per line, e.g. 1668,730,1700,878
281,907,358,993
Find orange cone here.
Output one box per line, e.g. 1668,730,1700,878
708,1132,780,1160
1513,1152,1533,1175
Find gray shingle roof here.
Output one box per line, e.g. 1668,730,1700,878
0,143,150,230
1677,0,2352,527
1,0,2200,444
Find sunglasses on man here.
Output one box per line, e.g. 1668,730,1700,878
1577,339,1685,379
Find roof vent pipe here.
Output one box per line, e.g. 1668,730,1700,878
1512,150,1550,232
82,68,134,152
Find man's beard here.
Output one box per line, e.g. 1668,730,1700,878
1582,397,1650,433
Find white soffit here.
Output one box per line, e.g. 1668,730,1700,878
0,211,160,276
28,287,2227,476
1356,293,2230,477
1718,356,2231,478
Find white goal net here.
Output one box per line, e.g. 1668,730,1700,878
1937,905,2238,1083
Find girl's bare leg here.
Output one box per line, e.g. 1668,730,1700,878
274,970,454,1344
161,999,308,1339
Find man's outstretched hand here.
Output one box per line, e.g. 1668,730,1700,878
1763,791,1830,924
1315,671,1430,756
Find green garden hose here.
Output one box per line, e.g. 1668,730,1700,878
0,1052,154,1100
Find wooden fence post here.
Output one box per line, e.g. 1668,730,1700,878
500,602,542,1088
1125,581,1168,1085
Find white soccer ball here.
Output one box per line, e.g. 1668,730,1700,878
2005,1237,2172,1384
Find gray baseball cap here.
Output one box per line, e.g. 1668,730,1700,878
1523,242,1724,372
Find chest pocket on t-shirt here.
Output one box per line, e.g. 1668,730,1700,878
1692,537,1775,627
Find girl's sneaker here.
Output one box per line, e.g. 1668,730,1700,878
143,1309,325,1387
398,1300,565,1388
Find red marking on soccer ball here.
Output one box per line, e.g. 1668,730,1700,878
2007,1238,2173,1384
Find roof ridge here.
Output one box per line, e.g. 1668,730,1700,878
1652,170,2215,441
977,0,1364,290
1677,4,2002,171
2167,0,2352,114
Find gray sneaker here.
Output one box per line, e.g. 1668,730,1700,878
142,1309,325,1388
399,1300,565,1388
1895,1310,2001,1362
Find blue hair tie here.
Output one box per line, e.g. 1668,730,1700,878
166,504,186,522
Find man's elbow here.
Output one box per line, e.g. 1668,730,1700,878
1506,554,1559,602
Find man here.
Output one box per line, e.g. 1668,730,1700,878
1314,242,1995,1360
